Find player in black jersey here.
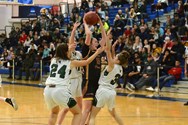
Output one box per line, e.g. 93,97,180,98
80,14,107,125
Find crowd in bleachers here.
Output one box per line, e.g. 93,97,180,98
0,0,188,91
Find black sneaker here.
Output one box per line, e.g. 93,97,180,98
184,102,188,106
5,98,18,110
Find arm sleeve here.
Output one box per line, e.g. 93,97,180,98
82,44,90,58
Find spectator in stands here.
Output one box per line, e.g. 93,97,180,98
146,60,182,92
141,47,149,63
162,36,174,52
49,18,60,31
143,39,151,53
9,27,19,47
96,3,106,19
30,54,41,81
113,15,125,39
124,25,131,37
164,28,174,40
129,28,138,42
128,7,137,27
124,36,134,53
56,11,64,27
139,26,148,43
17,52,34,80
137,0,147,19
148,26,159,46
139,18,146,27
152,0,168,11
42,43,51,64
171,13,182,34
177,0,184,18
126,54,158,91
113,36,125,54
159,49,175,74
132,36,143,53
19,31,27,45
165,15,172,29
116,9,124,19
24,21,32,35
80,0,89,12
126,56,144,89
170,37,185,60
15,49,25,79
151,43,162,57
101,1,109,16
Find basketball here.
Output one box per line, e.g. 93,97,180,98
85,11,99,25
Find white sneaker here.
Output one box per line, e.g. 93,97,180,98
126,83,135,91
146,87,155,92
155,88,160,92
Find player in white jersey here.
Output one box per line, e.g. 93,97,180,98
89,29,130,125
43,43,104,125
56,22,84,125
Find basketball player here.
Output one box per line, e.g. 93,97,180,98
57,22,84,124
80,14,107,125
0,97,18,110
43,43,104,125
89,30,129,125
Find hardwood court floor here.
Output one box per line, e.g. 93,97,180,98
0,79,188,125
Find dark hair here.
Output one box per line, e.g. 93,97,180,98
118,51,130,67
55,43,69,60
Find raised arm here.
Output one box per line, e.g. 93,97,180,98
106,33,114,71
83,15,92,46
71,47,104,68
97,14,107,47
69,22,80,45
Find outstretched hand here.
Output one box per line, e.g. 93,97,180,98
96,47,105,54
73,22,81,30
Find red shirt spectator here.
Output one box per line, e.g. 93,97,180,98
19,31,27,44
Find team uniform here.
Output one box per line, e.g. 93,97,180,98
69,51,83,98
82,44,101,100
93,64,123,111
44,58,76,110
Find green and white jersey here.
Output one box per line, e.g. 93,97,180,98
99,64,123,89
70,51,83,78
45,58,71,86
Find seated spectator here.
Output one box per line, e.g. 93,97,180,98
19,31,27,45
113,36,125,54
124,25,131,37
170,37,185,60
127,7,137,27
17,53,34,80
113,15,125,39
148,26,159,46
126,54,158,91
164,28,174,40
151,43,162,57
161,36,174,52
159,49,175,74
132,36,143,53
146,60,182,91
126,56,144,88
